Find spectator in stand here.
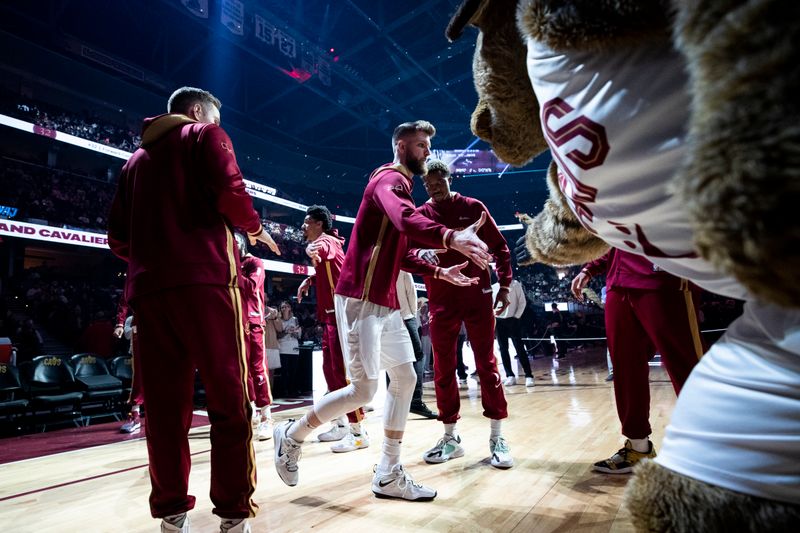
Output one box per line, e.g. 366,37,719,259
277,301,302,397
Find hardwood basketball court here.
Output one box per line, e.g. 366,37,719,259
0,346,678,532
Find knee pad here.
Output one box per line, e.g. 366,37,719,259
349,379,378,406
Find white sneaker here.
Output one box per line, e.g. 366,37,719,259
331,430,370,453
256,418,273,441
317,423,348,442
503,376,517,386
161,513,190,532
423,434,464,464
220,518,251,533
273,420,301,486
525,377,535,387
458,378,468,389
490,436,514,469
372,464,437,501
120,413,141,434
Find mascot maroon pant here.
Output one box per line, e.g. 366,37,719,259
605,285,703,439
430,290,508,423
134,285,257,519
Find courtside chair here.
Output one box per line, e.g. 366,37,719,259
21,355,83,431
109,354,133,402
69,353,123,424
0,363,29,434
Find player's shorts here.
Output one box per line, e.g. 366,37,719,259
334,294,414,381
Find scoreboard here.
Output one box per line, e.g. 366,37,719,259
430,149,509,176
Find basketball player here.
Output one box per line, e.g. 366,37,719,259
409,160,515,469
273,120,492,502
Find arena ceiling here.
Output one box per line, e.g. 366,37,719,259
1,0,551,214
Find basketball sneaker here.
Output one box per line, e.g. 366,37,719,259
317,423,348,442
489,436,514,469
525,377,535,388
458,378,468,389
120,412,141,434
503,376,517,386
593,439,656,474
161,513,189,532
330,430,369,453
256,417,273,441
273,420,301,486
423,434,464,464
220,518,251,533
372,464,437,501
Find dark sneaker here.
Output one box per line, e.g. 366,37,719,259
410,403,438,419
593,439,656,474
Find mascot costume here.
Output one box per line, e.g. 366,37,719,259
445,0,799,530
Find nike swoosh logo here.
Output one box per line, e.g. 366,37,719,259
378,479,395,487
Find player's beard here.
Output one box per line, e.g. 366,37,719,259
406,155,427,176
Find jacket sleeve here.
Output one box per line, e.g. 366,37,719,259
371,172,451,249
107,165,131,261
475,200,512,289
583,249,611,278
400,247,438,277
198,125,263,236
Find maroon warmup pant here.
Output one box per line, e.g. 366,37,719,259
430,291,508,423
322,321,364,423
605,284,704,439
133,285,258,520
246,324,273,408
129,329,144,406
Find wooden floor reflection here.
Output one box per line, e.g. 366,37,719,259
0,345,678,532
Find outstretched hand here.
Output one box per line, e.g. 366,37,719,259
251,231,281,256
297,277,312,303
438,261,480,287
570,271,590,300
450,211,491,269
493,288,510,317
418,248,446,265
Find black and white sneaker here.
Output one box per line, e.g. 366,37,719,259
372,464,437,501
273,420,301,486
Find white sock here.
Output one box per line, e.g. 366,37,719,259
287,414,318,443
444,423,458,439
629,437,650,453
131,404,141,415
490,419,502,440
350,422,362,436
260,405,271,420
378,437,402,473
335,416,347,427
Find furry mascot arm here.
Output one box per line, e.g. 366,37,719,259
515,162,609,266
672,0,800,308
